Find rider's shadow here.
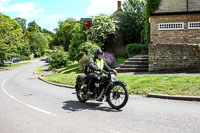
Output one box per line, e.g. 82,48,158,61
62,100,121,112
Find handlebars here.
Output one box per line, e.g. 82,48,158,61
101,69,117,76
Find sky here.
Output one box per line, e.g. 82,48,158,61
0,0,125,32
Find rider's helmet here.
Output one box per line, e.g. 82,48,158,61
94,49,103,59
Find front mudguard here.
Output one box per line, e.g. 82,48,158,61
106,80,127,98
113,80,127,87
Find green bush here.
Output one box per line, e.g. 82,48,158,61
69,41,100,61
49,46,71,69
126,43,148,56
19,55,30,61
78,54,91,70
115,52,128,58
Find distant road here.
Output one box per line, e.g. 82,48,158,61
0,60,200,133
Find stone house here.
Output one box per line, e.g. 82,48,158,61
149,0,200,72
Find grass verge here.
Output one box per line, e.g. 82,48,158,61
42,74,77,86
0,62,31,71
42,74,200,96
34,65,45,74
58,62,83,74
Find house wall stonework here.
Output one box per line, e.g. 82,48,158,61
156,0,187,13
149,44,200,72
149,0,200,72
150,14,200,44
188,0,200,11
155,0,200,13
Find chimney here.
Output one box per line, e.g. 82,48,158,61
118,1,122,10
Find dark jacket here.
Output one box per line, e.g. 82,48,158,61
88,57,110,72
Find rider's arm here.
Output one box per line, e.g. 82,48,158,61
88,58,99,71
103,59,110,71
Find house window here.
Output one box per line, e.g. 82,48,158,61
188,22,200,29
158,22,184,30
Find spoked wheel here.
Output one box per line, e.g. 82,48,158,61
107,84,128,110
76,84,87,103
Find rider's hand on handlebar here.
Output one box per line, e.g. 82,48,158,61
102,70,109,75
96,68,102,72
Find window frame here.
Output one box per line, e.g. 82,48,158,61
188,22,200,29
158,22,184,30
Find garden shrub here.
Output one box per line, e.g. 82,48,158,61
103,52,116,68
126,43,148,56
78,54,91,70
69,41,100,61
49,46,71,69
115,52,128,58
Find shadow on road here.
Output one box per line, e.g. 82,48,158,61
62,100,121,112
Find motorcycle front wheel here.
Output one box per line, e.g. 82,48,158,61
107,84,128,110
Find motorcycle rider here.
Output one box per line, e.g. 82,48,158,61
87,49,110,94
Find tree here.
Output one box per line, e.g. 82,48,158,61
42,28,55,38
52,20,76,51
90,14,118,47
15,17,26,33
65,18,77,24
68,23,87,60
0,13,23,62
29,32,49,56
119,0,146,44
27,21,42,32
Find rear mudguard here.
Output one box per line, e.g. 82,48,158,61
75,75,87,91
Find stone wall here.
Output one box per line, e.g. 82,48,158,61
189,0,200,11
156,0,187,13
150,14,200,44
149,44,200,72
155,0,200,13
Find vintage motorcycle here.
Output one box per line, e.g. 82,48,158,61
75,67,129,110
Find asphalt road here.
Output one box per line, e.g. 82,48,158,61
0,60,200,133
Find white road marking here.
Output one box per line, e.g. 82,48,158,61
1,67,57,117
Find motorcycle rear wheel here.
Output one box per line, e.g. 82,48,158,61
76,84,87,103
107,84,128,110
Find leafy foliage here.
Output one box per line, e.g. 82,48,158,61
119,0,146,44
29,32,49,56
126,43,148,56
69,23,100,61
71,41,99,61
15,17,26,33
16,42,31,57
42,28,55,38
49,46,71,69
52,20,76,51
103,52,116,68
144,0,161,44
78,54,91,70
0,13,23,62
90,14,118,47
27,21,42,32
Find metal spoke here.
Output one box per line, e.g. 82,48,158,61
110,85,126,106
